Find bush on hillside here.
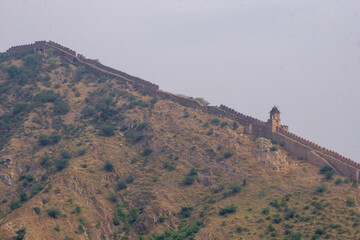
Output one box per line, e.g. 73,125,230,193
100,124,116,136
38,133,61,146
104,161,114,172
219,204,237,216
47,208,62,218
54,159,69,171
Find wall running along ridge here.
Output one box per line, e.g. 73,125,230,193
5,41,359,181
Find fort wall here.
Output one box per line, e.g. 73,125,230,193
5,41,359,181
272,130,359,181
308,151,331,169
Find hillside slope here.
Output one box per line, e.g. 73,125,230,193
0,46,360,240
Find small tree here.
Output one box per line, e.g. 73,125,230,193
104,161,114,172
117,180,127,190
346,197,355,207
100,125,116,136
47,209,61,218
15,228,26,240
219,204,237,216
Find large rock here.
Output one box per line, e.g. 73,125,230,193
255,138,287,170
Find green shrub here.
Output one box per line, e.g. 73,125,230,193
76,148,87,156
117,180,127,190
125,175,134,184
71,206,82,214
182,176,195,186
19,174,34,182
189,168,197,176
230,185,241,194
223,152,233,159
124,131,144,144
74,66,86,82
53,99,70,115
75,224,85,234
224,185,242,197
346,197,355,207
272,214,282,224
23,54,41,68
81,106,97,117
30,184,44,197
137,122,149,131
47,208,61,218
54,159,69,171
10,200,22,210
34,90,59,103
158,215,166,223
262,207,270,215
13,102,28,114
104,161,114,172
7,65,20,78
335,178,343,185
40,156,52,168
100,124,116,136
211,118,220,125
220,121,229,128
195,97,210,106
284,208,296,220
180,206,193,218
33,207,41,215
15,228,26,240
219,204,237,216
315,184,328,194
284,231,302,240
164,161,176,171
311,201,323,210
270,146,278,151
206,129,213,135
108,192,118,203
142,147,152,156
38,133,61,146
319,166,335,179
61,150,72,159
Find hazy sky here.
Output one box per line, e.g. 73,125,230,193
1,0,360,160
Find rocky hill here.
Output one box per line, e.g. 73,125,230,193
0,43,359,240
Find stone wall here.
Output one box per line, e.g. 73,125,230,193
272,130,360,181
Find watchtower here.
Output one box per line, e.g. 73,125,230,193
268,106,281,132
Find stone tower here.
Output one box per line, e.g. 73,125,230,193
268,106,281,132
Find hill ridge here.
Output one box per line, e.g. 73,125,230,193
5,40,359,181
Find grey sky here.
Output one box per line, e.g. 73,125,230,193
1,0,360,160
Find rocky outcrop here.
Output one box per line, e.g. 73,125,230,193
255,138,287,170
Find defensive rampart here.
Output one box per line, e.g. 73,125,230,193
272,128,359,181
5,41,359,181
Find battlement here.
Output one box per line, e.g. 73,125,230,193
5,40,359,180
219,104,265,126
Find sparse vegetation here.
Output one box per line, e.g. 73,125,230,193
219,204,237,216
320,166,335,179
15,228,26,240
38,133,61,146
100,124,116,136
346,197,355,207
0,44,358,240
223,151,233,159
104,161,114,172
47,209,61,218
211,118,220,125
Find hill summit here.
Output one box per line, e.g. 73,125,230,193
0,41,359,240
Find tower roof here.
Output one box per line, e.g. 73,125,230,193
270,106,280,114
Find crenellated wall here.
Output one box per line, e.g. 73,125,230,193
5,40,359,181
272,129,360,181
